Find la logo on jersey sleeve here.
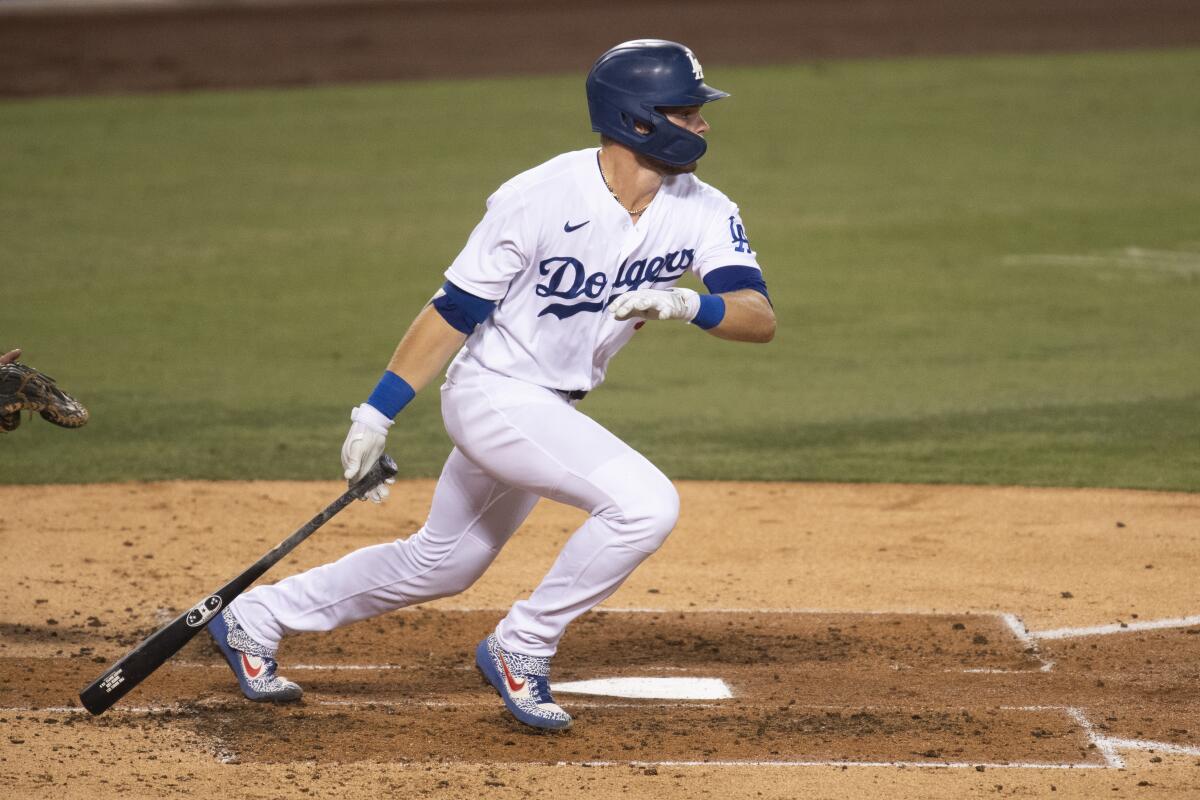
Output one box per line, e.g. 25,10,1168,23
728,215,753,255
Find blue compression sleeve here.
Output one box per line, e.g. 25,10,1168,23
431,281,498,334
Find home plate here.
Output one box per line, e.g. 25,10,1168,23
550,677,733,700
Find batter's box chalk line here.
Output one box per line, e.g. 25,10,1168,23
1028,614,1200,641
999,612,1055,673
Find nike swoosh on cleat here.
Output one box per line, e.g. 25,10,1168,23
240,652,264,679
563,220,590,233
498,652,526,692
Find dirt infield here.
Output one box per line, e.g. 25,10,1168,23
2,480,1199,798
3,0,1200,96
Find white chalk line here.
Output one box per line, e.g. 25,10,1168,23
173,661,449,671
560,759,1103,770
3,705,169,715
447,606,1029,617
172,660,1052,678
1009,706,1200,767
1063,707,1125,769
1030,615,1200,640
1104,738,1200,757
0,702,1094,714
0,698,727,714
1008,706,1200,769
174,662,693,674
1000,613,1056,672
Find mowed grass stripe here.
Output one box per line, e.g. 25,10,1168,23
2,49,1198,487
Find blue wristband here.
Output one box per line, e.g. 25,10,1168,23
691,294,726,330
366,371,416,419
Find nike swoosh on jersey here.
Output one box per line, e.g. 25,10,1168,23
563,220,590,233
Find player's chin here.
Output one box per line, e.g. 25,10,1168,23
638,152,701,176
661,160,699,176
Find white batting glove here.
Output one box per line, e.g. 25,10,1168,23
341,403,395,504
609,287,701,322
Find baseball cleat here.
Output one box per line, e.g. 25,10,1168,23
475,634,572,731
207,607,302,702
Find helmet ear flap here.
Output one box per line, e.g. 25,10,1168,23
619,111,652,138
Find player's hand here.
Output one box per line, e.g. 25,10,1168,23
0,349,21,365
341,403,395,503
609,288,700,322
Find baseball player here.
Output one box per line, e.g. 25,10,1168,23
208,39,775,730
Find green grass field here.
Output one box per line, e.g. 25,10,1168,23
2,49,1198,488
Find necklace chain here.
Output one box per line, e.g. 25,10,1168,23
599,161,652,217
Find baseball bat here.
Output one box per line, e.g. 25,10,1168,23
78,454,399,716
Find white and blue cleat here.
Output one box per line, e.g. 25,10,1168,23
208,607,303,703
475,633,572,731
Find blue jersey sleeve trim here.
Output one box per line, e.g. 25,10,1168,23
432,281,498,335
367,370,416,419
702,265,771,303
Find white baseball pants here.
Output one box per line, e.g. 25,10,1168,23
232,355,679,657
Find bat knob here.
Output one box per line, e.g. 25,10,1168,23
377,454,399,482
350,453,399,498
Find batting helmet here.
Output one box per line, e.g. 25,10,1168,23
586,39,729,167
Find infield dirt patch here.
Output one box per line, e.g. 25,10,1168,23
2,480,1199,798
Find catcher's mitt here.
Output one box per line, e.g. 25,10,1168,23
0,361,90,432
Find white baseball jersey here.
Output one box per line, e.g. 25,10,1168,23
445,147,762,391
233,150,768,661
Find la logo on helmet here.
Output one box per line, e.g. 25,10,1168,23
685,49,704,80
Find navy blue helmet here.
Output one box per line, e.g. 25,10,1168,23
586,39,729,167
